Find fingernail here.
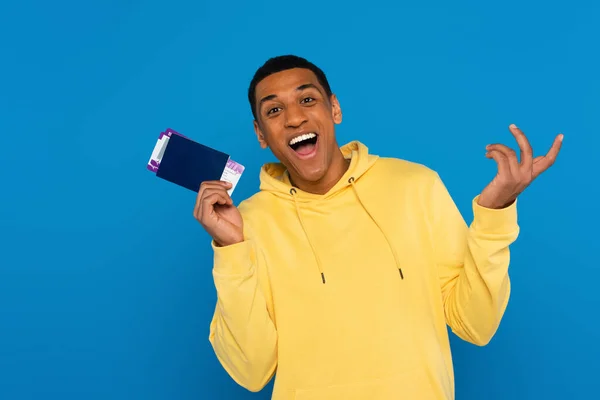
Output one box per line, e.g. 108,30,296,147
510,124,517,129
559,134,564,141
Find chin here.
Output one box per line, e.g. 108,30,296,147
296,165,328,183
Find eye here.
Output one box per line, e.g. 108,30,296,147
301,97,315,104
266,107,281,115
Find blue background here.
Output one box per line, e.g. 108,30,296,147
1,0,598,399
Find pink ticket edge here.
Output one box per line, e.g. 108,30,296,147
226,159,245,174
160,128,189,140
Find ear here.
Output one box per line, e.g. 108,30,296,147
253,119,268,149
330,94,342,124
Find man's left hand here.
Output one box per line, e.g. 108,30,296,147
478,124,563,209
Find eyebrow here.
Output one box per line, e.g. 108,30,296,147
259,83,322,107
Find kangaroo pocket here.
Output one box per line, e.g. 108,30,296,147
293,370,437,400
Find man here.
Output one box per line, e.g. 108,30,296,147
194,55,563,399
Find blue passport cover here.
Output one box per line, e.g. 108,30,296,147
155,133,230,192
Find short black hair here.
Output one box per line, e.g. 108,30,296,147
248,55,333,120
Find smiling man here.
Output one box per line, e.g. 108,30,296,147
194,55,562,399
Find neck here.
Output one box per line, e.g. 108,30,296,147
289,149,350,195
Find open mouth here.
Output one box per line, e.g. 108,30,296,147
289,132,318,156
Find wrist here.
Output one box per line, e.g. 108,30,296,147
214,235,244,248
472,195,519,236
477,196,515,210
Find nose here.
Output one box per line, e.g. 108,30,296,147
284,104,307,128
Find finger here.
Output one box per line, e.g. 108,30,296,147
202,187,233,207
545,133,564,160
486,149,511,177
196,189,229,220
201,192,232,220
486,144,519,173
199,180,232,194
533,134,564,178
194,181,233,218
508,124,533,169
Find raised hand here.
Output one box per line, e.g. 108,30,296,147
193,181,244,247
478,124,563,209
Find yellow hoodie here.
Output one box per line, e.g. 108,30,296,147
208,141,519,399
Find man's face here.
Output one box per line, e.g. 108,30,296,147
253,68,342,184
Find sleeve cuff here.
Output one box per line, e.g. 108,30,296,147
471,195,519,235
212,239,256,276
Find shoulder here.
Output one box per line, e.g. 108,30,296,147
235,190,291,244
236,191,282,226
237,191,272,216
371,156,440,185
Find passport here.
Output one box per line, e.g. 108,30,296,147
147,128,244,195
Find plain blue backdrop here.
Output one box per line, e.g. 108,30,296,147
1,0,598,399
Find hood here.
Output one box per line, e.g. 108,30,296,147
258,140,379,202
253,140,404,285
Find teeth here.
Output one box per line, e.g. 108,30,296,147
289,132,316,146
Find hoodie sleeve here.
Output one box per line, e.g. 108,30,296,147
430,173,520,346
208,234,278,392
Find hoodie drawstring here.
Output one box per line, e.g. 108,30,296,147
290,188,327,284
348,177,404,280
289,178,404,284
